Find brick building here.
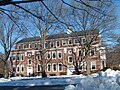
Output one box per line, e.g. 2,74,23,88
10,30,106,76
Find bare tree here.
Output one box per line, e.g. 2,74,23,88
0,9,24,78
61,0,116,75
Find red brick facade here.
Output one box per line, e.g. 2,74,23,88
10,31,106,76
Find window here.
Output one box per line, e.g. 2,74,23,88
47,64,51,72
58,63,62,71
68,56,73,63
29,43,32,48
82,38,86,43
37,64,41,72
24,44,27,48
21,66,24,72
17,67,19,72
50,42,54,48
58,52,62,59
21,54,24,60
47,52,51,59
91,61,96,70
78,50,82,56
52,63,57,71
28,59,32,65
68,39,72,44
90,50,95,56
56,41,60,47
74,39,79,44
44,42,48,48
62,40,67,45
52,52,56,59
16,56,20,60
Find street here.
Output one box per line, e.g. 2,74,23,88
0,85,68,90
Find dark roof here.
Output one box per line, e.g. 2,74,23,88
16,30,99,44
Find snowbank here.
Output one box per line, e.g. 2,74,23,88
0,69,119,90
65,69,120,90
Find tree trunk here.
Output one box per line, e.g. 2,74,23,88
41,70,47,78
4,61,9,79
86,55,91,75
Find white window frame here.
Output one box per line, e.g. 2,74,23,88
91,61,96,70
56,41,60,47
62,40,67,46
78,49,82,57
58,51,62,59
58,63,63,72
47,64,51,72
50,41,54,48
52,63,57,72
44,42,47,49
17,66,19,72
68,39,72,45
21,65,24,72
52,51,56,59
28,59,32,65
68,56,73,64
74,39,79,44
47,52,51,59
21,54,24,61
82,37,86,44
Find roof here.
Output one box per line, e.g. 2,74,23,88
16,30,99,44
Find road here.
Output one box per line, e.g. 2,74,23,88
0,85,68,90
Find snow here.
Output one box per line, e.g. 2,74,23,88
0,68,120,90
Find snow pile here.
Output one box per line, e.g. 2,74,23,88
65,69,120,90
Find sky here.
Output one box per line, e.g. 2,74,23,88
0,0,120,53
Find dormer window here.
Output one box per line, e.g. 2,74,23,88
82,37,86,44
74,39,79,44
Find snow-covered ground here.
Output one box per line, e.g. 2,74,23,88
0,69,120,90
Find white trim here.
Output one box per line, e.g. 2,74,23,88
68,39,72,45
91,61,96,70
50,41,54,48
56,41,60,47
47,64,51,72
57,51,62,59
47,52,51,59
68,56,73,64
37,64,41,72
62,40,67,46
52,63,57,72
58,63,63,72
52,51,56,59
28,59,32,65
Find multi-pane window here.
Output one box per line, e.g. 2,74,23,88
52,63,57,71
90,50,95,56
56,41,60,47
74,39,79,44
47,52,51,59
24,44,27,48
47,64,51,72
21,54,24,60
82,38,86,43
50,42,54,48
21,65,24,72
58,63,62,71
78,50,82,56
16,56,20,60
29,43,32,48
68,39,72,44
52,52,56,59
17,67,19,72
58,52,62,59
62,40,67,45
91,61,96,70
68,56,73,63
28,59,32,65
37,64,41,72
44,42,48,48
